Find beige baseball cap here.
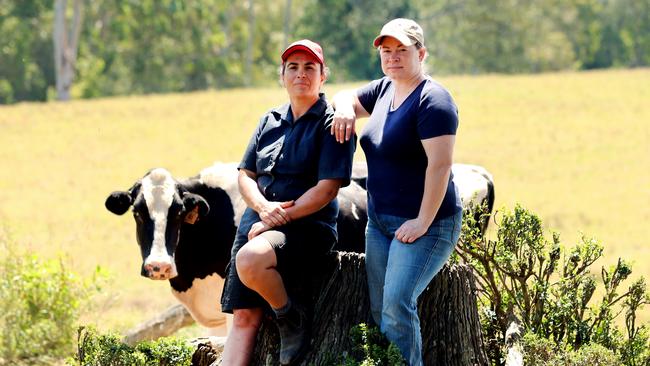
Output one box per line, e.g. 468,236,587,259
373,18,424,47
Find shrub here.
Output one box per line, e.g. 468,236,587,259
0,232,104,364
457,203,650,365
71,326,193,366
338,323,405,366
523,332,622,366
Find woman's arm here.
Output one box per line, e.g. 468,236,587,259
247,178,343,239
395,135,455,243
331,90,370,143
238,168,293,227
284,179,342,220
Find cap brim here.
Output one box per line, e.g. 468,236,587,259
281,45,324,64
373,33,416,47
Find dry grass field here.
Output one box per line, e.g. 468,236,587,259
0,68,648,334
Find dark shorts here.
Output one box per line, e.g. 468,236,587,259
220,208,336,313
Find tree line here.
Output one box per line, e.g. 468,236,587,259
1,0,648,104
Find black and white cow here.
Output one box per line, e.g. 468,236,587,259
350,161,495,238
105,163,368,329
105,162,494,333
451,164,495,235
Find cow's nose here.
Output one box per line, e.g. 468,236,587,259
144,261,172,279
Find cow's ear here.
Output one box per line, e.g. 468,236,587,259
105,181,141,215
182,192,210,217
105,191,133,215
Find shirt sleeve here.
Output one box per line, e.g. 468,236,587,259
356,77,389,115
317,113,356,187
239,114,267,172
416,84,459,139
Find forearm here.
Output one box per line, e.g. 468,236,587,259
238,169,268,213
332,90,369,118
285,179,342,221
417,162,452,228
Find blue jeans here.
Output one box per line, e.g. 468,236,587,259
365,209,462,366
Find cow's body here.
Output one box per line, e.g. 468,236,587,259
105,163,368,330
105,161,494,333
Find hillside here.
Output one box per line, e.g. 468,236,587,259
0,68,648,331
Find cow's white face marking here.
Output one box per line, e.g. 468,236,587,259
141,168,178,277
350,203,360,220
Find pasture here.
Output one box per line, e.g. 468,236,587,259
0,68,648,334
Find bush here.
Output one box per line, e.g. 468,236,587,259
71,327,194,366
523,332,622,366
457,203,650,365
0,232,103,364
338,323,405,366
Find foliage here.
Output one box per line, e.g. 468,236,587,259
337,323,405,366
523,332,622,366
295,0,413,82
2,0,650,103
71,326,193,366
457,204,650,365
0,231,105,364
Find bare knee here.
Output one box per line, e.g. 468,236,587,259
232,308,263,330
235,245,266,286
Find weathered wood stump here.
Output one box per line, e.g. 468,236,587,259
193,251,488,366
123,303,195,345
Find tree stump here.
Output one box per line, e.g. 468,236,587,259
123,303,195,345
193,251,488,366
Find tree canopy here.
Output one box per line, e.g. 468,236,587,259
1,0,648,103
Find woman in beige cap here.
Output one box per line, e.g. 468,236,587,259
220,40,355,365
332,18,462,365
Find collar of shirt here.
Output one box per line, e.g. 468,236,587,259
271,93,328,124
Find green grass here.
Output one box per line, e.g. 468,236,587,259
0,68,648,332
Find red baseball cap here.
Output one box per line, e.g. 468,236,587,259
281,39,325,66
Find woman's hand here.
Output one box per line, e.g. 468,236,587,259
259,201,294,227
332,109,356,143
395,218,428,244
248,221,271,240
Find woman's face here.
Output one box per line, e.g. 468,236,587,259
379,36,424,81
282,51,325,99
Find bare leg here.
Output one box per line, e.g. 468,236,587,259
236,237,288,309
220,308,262,366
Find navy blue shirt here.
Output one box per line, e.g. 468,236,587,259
240,93,356,231
357,77,462,220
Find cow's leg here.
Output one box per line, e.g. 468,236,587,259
171,274,231,333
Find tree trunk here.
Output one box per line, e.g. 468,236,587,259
244,0,254,87
193,252,488,366
283,0,292,48
53,0,83,101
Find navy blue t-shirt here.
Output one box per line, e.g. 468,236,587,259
239,93,356,231
357,77,462,220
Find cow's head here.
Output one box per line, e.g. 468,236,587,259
105,168,209,280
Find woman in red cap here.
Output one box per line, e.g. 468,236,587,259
219,39,355,365
332,18,462,366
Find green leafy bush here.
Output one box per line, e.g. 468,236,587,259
523,332,622,366
338,323,405,366
71,327,193,366
0,233,104,364
457,203,650,365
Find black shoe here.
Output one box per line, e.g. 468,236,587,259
276,303,310,365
